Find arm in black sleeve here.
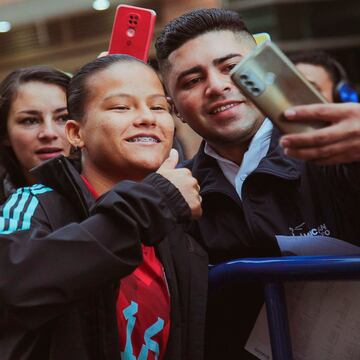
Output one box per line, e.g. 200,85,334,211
0,174,190,314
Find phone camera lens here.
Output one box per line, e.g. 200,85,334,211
240,74,248,80
129,20,133,24
130,15,133,19
252,87,260,95
245,80,254,87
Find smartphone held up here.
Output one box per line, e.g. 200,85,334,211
230,40,328,134
108,4,156,62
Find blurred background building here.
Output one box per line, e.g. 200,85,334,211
0,0,359,85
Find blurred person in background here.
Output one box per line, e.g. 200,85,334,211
0,54,205,360
290,50,359,103
0,66,72,203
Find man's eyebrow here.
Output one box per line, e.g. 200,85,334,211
213,53,242,66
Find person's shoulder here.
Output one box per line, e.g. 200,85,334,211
0,183,60,218
2,183,54,202
0,184,55,235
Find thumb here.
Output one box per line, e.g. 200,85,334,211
158,149,179,170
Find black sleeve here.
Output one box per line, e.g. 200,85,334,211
0,174,190,318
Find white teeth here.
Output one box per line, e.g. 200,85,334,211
127,136,159,143
212,103,237,114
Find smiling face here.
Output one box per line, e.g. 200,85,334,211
164,30,265,163
68,61,174,186
6,81,70,176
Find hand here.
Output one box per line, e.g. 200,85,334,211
280,103,360,165
157,149,202,219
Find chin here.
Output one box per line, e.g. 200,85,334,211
133,159,162,174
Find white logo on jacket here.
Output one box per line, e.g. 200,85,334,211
289,223,331,237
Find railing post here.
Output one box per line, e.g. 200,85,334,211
264,282,293,360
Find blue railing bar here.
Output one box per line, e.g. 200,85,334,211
209,254,360,284
264,282,293,360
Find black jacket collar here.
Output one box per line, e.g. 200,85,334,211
30,155,95,218
184,128,302,198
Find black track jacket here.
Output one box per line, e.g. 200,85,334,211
0,156,208,360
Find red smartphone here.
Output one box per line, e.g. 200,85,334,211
108,4,156,62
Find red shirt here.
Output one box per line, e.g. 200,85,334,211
81,176,171,359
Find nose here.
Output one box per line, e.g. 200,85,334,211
37,120,59,141
205,71,231,98
134,106,157,127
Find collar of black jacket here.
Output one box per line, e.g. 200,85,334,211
184,127,302,197
30,155,95,218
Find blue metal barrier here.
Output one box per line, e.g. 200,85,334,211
209,255,360,360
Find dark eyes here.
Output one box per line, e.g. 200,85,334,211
223,63,237,73
181,63,238,89
151,106,164,111
111,105,170,112
151,104,170,112
112,105,130,111
19,114,69,125
57,114,69,123
19,117,39,125
182,77,202,89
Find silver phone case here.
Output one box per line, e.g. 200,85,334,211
230,41,327,134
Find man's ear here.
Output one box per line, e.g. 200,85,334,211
65,120,85,149
174,105,186,123
167,96,186,123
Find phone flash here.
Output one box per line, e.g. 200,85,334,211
126,28,136,37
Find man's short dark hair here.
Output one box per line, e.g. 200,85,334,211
155,8,252,75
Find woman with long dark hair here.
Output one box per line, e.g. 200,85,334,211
0,66,71,202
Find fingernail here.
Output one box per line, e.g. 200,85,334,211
280,138,289,147
284,109,296,118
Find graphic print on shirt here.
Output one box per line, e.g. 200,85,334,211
121,301,165,360
117,245,170,360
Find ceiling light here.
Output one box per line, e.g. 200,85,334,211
92,0,110,11
0,21,11,33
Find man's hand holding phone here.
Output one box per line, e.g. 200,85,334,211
280,103,360,165
230,41,328,134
